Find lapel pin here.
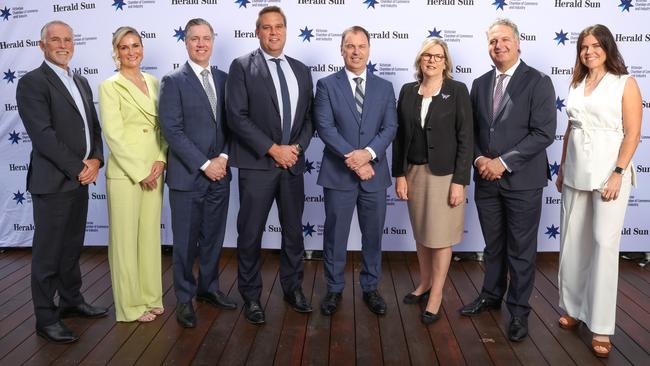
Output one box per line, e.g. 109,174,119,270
441,93,450,100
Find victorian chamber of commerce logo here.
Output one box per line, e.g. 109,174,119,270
619,0,633,11
3,69,16,83
492,0,506,9
304,159,320,174
73,33,98,47
234,0,250,8
363,0,379,8
544,224,560,239
234,0,279,8
367,60,409,77
298,26,340,43
493,0,539,10
7,130,30,145
302,222,316,237
0,4,38,21
554,29,569,45
173,27,185,42
629,65,650,79
298,27,314,42
549,161,561,177
555,97,566,112
425,26,474,45
112,0,157,10
12,189,29,205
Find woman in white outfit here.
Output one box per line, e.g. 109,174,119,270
555,24,642,358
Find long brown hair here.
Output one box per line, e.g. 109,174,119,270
571,24,627,88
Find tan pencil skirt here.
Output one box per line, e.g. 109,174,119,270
405,164,465,248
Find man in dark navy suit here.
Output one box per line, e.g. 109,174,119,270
313,26,398,316
226,6,315,324
159,18,236,328
459,18,556,342
17,20,107,343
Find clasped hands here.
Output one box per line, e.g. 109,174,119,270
345,149,374,181
78,159,101,185
476,156,506,181
202,156,227,182
268,143,300,169
140,161,166,189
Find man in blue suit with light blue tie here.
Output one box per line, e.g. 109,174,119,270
159,18,237,328
314,26,398,316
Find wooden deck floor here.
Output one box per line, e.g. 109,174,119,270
0,247,648,365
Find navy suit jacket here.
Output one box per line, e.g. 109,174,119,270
16,62,104,194
225,49,314,175
471,60,556,190
314,69,398,192
159,62,229,191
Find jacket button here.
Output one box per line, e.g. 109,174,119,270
490,128,494,132
143,129,149,133
427,127,432,130
428,146,434,150
360,131,365,135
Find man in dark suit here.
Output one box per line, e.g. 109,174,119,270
314,26,398,316
159,18,236,328
16,20,107,344
460,18,556,342
226,6,314,324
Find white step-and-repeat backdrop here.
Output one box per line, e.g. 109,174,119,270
1,0,649,251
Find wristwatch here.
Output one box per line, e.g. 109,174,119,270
613,166,625,174
294,143,303,154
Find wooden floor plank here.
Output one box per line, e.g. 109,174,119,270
0,248,648,366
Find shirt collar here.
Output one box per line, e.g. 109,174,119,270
495,58,521,78
187,59,211,76
345,68,367,83
260,48,286,62
44,59,73,79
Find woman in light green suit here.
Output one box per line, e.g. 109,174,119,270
99,26,167,322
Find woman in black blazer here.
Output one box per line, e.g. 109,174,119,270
392,38,473,324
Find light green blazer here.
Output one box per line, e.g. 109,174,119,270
99,72,167,183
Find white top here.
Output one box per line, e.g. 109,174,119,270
563,72,635,190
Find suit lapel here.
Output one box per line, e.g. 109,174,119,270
286,57,303,137
335,69,360,125
114,73,157,125
41,63,81,116
253,50,280,115
182,62,215,122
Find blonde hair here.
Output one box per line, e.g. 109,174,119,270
111,26,141,70
414,38,453,82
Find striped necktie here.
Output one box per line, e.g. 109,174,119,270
492,73,506,120
354,77,364,115
200,69,217,120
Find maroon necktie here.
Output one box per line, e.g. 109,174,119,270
492,74,506,120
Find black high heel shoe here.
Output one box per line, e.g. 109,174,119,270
403,289,430,304
421,310,440,324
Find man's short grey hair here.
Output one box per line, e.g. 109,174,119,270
486,18,519,40
40,20,73,42
184,18,214,41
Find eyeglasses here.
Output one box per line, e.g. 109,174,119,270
421,53,445,62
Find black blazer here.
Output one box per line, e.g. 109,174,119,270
392,79,473,185
225,49,314,175
471,60,556,190
16,62,103,194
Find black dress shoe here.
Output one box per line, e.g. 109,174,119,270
320,292,341,316
36,321,79,344
403,289,430,305
508,316,528,342
197,291,237,310
284,288,313,313
59,302,108,319
421,311,440,325
244,301,265,325
176,302,197,328
459,296,501,316
363,290,387,315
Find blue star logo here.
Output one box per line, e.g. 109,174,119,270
13,190,25,205
304,159,315,174
428,28,442,39
492,0,507,10
549,161,560,177
367,61,377,74
8,130,21,144
545,224,560,239
363,0,379,9
3,69,16,83
619,0,633,12
299,27,314,42
554,29,569,45
302,222,316,237
173,27,185,42
555,97,566,112
235,0,250,8
1,6,11,20
112,0,126,11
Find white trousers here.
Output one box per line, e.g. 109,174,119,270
558,175,631,335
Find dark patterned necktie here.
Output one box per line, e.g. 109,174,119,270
492,73,506,120
271,58,291,144
200,69,217,120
